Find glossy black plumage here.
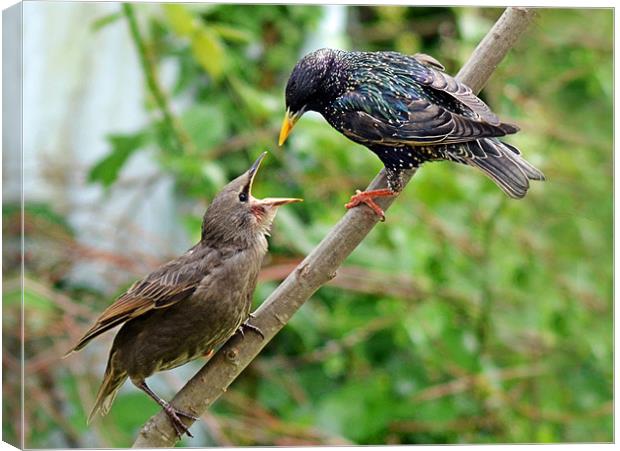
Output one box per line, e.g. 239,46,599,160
282,48,544,199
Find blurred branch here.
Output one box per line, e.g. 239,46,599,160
220,391,352,445
416,203,484,257
514,399,612,423
133,7,537,447
475,199,505,350
122,3,191,154
259,260,470,306
390,415,499,435
410,363,547,403
298,314,401,364
32,372,82,447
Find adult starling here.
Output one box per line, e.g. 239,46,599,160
66,152,301,437
279,48,544,219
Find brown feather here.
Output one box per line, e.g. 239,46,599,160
68,244,217,353
413,52,445,71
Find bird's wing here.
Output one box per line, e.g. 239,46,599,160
337,93,517,147
69,245,217,353
390,51,500,125
413,52,445,71
334,52,517,147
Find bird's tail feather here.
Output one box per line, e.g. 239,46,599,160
88,359,127,424
450,139,545,199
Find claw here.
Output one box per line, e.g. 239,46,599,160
237,319,265,340
345,188,395,221
136,380,197,438
163,404,196,438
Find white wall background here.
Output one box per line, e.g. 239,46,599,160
18,2,188,290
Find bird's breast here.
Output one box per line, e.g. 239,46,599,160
115,250,262,378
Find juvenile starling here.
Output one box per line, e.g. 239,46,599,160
66,152,301,437
279,48,544,219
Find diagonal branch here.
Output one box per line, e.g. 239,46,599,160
132,7,537,447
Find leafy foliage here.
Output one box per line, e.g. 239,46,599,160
8,5,612,447
88,132,153,187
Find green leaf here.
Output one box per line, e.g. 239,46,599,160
163,4,197,37
179,104,228,150
316,375,393,442
2,286,21,307
191,27,226,81
59,373,89,433
228,76,278,119
90,12,123,32
88,132,151,187
181,214,203,243
201,160,227,187
23,286,55,312
210,24,253,43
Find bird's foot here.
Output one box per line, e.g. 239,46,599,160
163,403,198,438
237,319,265,340
345,188,395,221
137,380,197,438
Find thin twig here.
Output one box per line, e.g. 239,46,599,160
259,260,470,306
132,7,537,447
410,363,547,403
475,198,505,350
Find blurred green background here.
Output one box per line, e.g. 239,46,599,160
3,4,612,447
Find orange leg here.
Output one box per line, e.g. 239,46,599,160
344,188,396,221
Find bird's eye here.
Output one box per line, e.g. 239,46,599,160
239,192,248,202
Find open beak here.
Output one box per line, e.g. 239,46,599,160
256,197,303,207
278,108,300,146
246,151,268,192
245,152,303,206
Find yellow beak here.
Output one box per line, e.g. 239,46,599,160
278,109,299,146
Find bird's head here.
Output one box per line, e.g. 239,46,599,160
201,152,302,244
279,48,340,146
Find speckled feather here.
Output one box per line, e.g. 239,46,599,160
284,48,544,197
